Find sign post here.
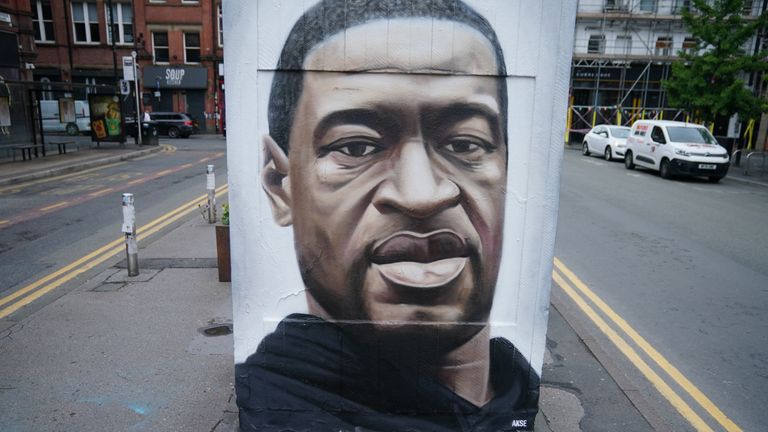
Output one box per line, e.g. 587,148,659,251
132,51,142,145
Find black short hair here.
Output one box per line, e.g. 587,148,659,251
267,0,508,153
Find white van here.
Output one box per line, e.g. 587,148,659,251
624,120,730,182
40,100,91,135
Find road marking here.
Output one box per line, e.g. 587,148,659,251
0,152,226,229
0,185,228,319
554,258,742,432
0,162,127,194
581,158,606,166
0,220,9,226
626,173,643,178
40,201,69,212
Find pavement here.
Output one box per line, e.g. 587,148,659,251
0,142,766,431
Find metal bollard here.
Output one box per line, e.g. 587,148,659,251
206,164,216,223
121,193,139,277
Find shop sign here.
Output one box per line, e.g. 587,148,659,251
143,66,208,89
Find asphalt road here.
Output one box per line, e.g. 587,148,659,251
0,135,228,322
555,148,768,431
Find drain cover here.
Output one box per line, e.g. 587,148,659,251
199,321,233,337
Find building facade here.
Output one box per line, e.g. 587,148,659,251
571,0,767,149
6,0,224,134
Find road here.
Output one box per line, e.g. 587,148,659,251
554,148,768,431
0,135,228,323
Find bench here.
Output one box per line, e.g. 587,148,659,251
11,145,45,161
49,141,74,155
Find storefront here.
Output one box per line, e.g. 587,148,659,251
143,65,208,132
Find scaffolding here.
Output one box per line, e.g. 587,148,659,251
568,0,766,149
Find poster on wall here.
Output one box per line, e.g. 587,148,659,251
0,97,10,127
224,0,576,430
88,94,124,142
58,98,75,123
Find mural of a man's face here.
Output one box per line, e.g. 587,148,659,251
264,19,507,347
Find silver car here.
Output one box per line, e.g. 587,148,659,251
583,125,631,161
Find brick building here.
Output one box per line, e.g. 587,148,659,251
9,0,224,133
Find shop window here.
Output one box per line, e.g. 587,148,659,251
655,36,673,56
106,2,133,45
588,34,605,54
33,1,54,43
72,2,100,43
153,31,169,64
185,32,201,63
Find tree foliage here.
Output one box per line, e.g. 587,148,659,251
662,0,768,123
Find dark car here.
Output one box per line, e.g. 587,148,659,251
183,112,201,134
148,112,195,138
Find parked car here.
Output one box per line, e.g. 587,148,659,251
624,120,729,182
40,100,91,136
582,125,630,161
183,112,200,134
147,112,195,138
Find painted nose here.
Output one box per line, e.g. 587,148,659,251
373,141,460,219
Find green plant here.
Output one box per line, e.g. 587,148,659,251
221,203,230,226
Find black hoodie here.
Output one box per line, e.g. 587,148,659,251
236,314,539,432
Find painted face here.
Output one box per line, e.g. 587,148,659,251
267,19,507,346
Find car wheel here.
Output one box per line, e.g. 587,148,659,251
660,159,671,179
168,126,180,138
66,123,79,136
604,146,613,161
582,142,590,156
708,175,724,183
624,150,635,170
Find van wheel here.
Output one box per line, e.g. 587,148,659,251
660,159,672,179
168,126,180,138
624,151,635,169
604,146,613,161
582,142,590,156
65,123,79,136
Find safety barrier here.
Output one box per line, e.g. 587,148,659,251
744,152,767,176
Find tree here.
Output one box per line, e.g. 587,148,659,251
662,0,768,125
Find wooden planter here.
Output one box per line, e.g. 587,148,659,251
215,224,231,282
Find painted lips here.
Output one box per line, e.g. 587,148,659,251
370,231,469,288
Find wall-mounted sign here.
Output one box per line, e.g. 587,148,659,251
122,56,135,81
143,66,207,89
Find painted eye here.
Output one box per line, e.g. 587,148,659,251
334,142,379,157
329,139,382,157
445,140,479,153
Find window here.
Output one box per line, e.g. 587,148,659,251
33,1,54,42
742,0,754,15
651,126,666,144
106,2,133,45
217,3,224,47
181,0,199,3
673,0,691,14
638,0,656,13
682,37,698,55
588,34,605,54
72,2,100,43
615,35,632,55
604,0,628,11
184,32,201,63
153,31,169,64
655,36,673,56
40,77,53,100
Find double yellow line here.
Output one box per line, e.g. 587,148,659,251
0,184,229,320
553,257,741,432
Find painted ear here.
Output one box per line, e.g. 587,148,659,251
261,135,292,226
